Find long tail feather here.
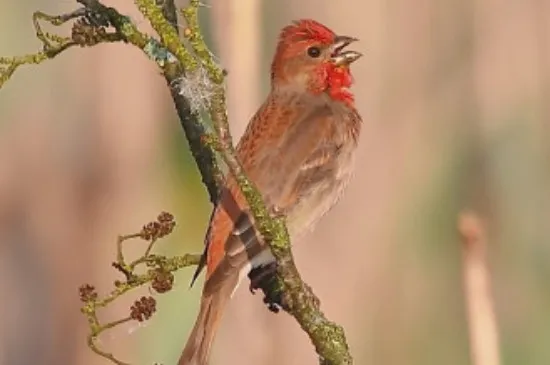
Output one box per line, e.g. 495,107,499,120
179,279,236,365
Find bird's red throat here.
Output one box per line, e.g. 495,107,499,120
325,63,355,106
311,62,355,107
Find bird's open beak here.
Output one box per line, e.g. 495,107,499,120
331,35,362,66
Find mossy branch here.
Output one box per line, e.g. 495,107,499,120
0,10,76,87
0,0,353,364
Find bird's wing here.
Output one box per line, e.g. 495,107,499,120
193,94,358,294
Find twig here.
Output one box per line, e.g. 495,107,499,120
0,1,140,88
78,212,201,365
458,211,501,365
86,317,134,365
180,0,224,84
134,0,197,71
0,10,78,87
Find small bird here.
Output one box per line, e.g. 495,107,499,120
179,19,362,365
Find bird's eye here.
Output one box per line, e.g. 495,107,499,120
307,46,321,58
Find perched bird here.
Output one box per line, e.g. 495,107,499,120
179,19,363,365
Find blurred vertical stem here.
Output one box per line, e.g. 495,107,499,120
458,212,501,365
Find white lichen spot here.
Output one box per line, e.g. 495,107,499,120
174,65,216,112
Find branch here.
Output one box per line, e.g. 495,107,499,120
0,10,78,87
0,1,353,364
458,211,501,365
156,0,222,204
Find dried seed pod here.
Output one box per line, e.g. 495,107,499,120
151,268,174,294
79,284,98,302
130,296,157,322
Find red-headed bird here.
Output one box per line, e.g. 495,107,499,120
179,19,362,365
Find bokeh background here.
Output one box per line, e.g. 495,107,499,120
1,0,549,364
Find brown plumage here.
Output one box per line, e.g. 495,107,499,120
179,19,363,365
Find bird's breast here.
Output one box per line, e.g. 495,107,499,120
285,140,357,242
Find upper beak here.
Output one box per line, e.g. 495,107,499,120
331,35,362,66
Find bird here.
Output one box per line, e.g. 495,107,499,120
179,18,363,365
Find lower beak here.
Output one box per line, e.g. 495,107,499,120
331,35,362,66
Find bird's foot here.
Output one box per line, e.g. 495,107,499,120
248,262,288,313
248,262,277,294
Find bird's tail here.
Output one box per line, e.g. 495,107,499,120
178,279,235,365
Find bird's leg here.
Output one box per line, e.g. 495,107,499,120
248,262,288,313
248,262,277,293
247,204,289,313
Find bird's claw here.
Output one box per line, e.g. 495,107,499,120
248,261,278,292
247,262,288,313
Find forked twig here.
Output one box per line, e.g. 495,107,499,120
79,212,201,365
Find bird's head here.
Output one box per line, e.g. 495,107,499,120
270,19,362,105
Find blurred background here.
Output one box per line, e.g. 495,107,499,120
0,0,549,364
